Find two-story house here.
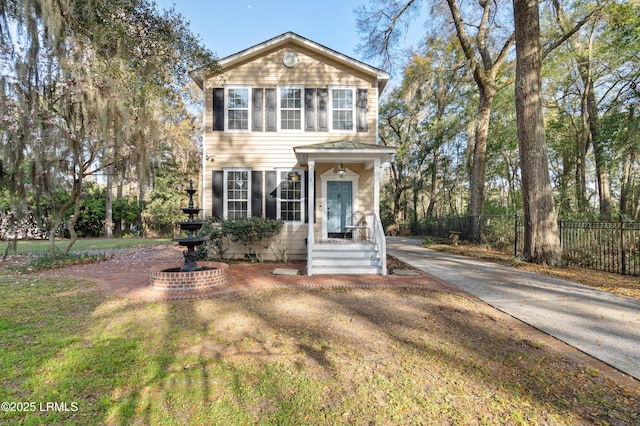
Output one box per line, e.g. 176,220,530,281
190,32,394,275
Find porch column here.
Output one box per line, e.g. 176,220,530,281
373,158,381,218
307,159,315,275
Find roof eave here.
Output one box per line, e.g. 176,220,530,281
189,70,205,89
194,32,390,93
293,146,395,166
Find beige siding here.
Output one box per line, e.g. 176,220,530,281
204,45,380,135
221,224,307,261
202,42,381,218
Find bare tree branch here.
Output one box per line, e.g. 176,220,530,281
543,0,610,59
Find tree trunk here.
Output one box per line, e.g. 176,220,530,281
514,0,563,266
575,127,588,211
2,237,17,260
48,192,76,259
427,150,439,219
620,152,634,216
575,93,590,212
577,57,611,219
468,88,495,242
105,166,113,238
559,148,572,215
114,168,124,237
63,188,83,256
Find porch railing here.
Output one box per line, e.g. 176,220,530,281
371,214,387,275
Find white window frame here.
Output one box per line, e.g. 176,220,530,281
328,86,356,133
276,168,305,224
277,85,304,132
224,85,252,132
223,168,252,220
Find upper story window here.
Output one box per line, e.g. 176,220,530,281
278,87,303,131
213,86,366,133
330,87,355,132
225,86,251,131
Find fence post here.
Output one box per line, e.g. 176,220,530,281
558,220,563,248
514,212,519,258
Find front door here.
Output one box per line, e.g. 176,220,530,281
327,181,352,237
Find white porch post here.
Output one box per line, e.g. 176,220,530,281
307,160,315,276
373,158,381,217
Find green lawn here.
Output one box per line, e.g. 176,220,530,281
1,238,171,255
0,275,638,425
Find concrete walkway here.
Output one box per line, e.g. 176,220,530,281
387,237,640,381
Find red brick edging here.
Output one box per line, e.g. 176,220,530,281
150,262,228,291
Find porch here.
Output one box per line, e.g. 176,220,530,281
309,238,386,275
293,141,394,276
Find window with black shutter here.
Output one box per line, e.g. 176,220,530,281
252,89,264,131
213,88,224,131
317,88,328,132
305,88,316,132
265,89,277,132
356,89,368,132
212,170,224,218
265,170,277,219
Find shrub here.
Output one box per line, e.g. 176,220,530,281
199,217,284,262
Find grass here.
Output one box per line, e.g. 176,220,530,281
1,237,171,255
1,238,171,274
0,275,638,425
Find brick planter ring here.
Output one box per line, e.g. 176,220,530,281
150,262,229,291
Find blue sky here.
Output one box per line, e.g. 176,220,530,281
154,0,422,70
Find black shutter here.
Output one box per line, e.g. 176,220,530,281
317,88,328,131
212,170,223,219
265,170,277,219
356,89,368,132
304,171,309,223
265,88,277,132
213,88,224,131
305,88,316,132
252,88,263,131
251,171,263,217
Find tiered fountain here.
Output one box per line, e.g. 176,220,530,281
173,180,208,272
150,181,228,293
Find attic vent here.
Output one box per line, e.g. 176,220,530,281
283,51,298,68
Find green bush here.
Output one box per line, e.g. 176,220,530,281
199,217,284,262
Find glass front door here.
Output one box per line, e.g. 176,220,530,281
327,181,352,236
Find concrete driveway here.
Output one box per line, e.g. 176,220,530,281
386,237,640,381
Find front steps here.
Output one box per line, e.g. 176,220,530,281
310,241,383,274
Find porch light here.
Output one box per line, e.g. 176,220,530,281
288,171,300,182
337,162,346,178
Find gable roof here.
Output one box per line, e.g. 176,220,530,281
190,32,390,93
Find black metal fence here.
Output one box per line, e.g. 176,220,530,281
417,214,518,253
556,221,640,276
417,215,640,276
